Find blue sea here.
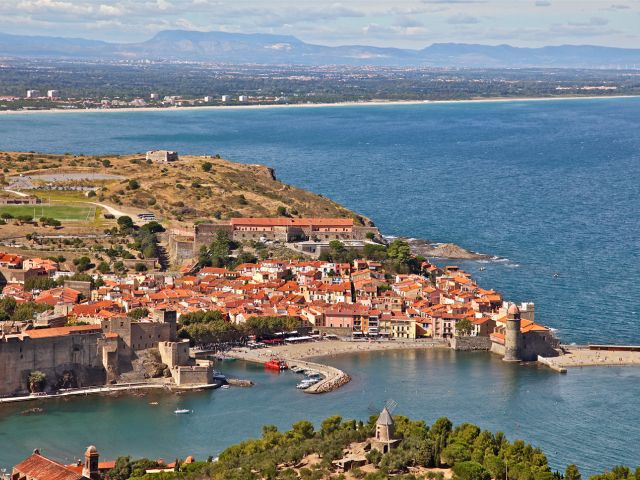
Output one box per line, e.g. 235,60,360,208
1,98,639,473
2,98,639,344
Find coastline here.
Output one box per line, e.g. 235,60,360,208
542,347,640,369
0,381,220,406
0,94,638,116
229,339,447,393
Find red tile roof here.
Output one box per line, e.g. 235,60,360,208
25,325,102,339
231,217,353,227
13,452,86,480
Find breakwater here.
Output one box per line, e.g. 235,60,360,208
228,348,350,394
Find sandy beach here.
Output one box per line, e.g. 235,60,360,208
239,339,447,361
229,339,445,393
0,95,637,116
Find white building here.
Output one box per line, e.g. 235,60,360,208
150,93,160,100
238,95,248,102
47,90,60,98
26,90,40,98
203,96,214,102
221,95,231,102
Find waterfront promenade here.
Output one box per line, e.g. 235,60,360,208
0,381,219,405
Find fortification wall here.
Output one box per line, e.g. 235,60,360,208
520,333,559,361
174,366,211,386
451,336,492,351
168,235,196,263
158,340,190,369
490,342,506,357
0,333,105,396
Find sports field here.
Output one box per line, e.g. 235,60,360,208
0,204,97,221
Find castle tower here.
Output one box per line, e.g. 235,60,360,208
371,407,400,453
82,445,100,480
503,303,522,362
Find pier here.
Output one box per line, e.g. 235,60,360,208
228,347,351,394
539,345,640,370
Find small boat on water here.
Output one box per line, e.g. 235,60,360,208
296,378,319,389
264,358,289,371
291,366,305,374
149,402,159,406
221,385,230,390
174,409,192,414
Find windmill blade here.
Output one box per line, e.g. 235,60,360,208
384,399,398,414
367,403,381,416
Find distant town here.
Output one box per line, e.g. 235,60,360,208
1,60,638,112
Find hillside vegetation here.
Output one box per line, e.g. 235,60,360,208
0,151,370,226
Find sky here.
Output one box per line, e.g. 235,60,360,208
1,0,640,48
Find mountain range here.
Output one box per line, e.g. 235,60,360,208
2,30,640,68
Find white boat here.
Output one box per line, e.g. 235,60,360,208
174,409,192,414
221,385,230,389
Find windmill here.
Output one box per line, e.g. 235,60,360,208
367,398,398,416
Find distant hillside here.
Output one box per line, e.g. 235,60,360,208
0,151,371,226
1,30,640,68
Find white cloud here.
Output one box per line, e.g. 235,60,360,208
0,0,638,48
447,13,480,24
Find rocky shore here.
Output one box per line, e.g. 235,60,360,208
391,237,491,260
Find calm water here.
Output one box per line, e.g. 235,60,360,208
1,351,639,474
1,99,639,471
2,99,638,344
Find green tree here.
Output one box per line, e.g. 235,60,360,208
97,261,111,274
202,161,213,172
128,179,140,190
387,239,411,263
28,371,46,393
453,461,491,480
128,308,150,319
117,215,134,231
73,256,93,272
456,319,473,337
24,276,57,292
565,465,581,480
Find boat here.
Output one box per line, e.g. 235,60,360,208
149,402,159,406
296,378,319,389
264,358,289,371
174,409,192,414
221,385,230,389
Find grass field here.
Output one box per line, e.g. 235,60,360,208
0,204,96,221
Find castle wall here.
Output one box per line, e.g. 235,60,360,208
0,333,105,396
158,340,190,369
520,332,560,361
174,365,212,386
451,336,492,351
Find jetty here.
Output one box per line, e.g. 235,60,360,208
539,345,640,370
229,347,351,394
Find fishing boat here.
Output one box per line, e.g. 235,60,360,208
264,358,288,370
149,402,159,406
174,409,192,414
221,385,230,390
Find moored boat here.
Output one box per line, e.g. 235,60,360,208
264,358,289,370
174,409,192,414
